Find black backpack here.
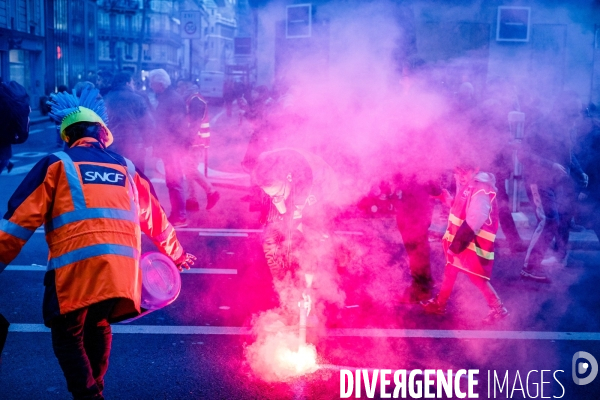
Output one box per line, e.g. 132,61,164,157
0,80,31,145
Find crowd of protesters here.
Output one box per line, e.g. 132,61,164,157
6,64,600,328
232,62,600,326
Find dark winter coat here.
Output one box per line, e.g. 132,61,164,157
104,86,154,154
152,87,186,153
258,149,340,278
522,117,585,189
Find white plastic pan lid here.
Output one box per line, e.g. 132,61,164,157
139,252,182,310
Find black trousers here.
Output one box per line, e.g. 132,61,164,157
494,171,523,247
50,299,118,400
395,193,434,291
524,183,572,272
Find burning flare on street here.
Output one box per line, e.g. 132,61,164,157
245,274,318,382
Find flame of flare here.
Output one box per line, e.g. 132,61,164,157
275,343,318,376
246,330,319,382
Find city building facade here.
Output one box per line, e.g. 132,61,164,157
0,0,45,108
96,0,251,96
251,0,600,106
45,0,98,95
1,0,249,108
97,0,184,83
181,0,254,98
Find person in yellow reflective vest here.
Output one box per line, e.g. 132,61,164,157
0,86,195,399
421,163,508,325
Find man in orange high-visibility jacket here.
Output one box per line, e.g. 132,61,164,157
0,87,195,399
421,163,508,325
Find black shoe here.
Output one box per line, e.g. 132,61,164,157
420,296,446,315
186,198,200,212
399,285,432,304
520,269,551,283
569,219,585,232
483,305,508,325
6,162,13,174
206,191,220,210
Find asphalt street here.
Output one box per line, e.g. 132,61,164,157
1,115,600,399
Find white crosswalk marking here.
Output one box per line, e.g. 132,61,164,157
199,232,248,237
4,265,237,274
7,324,600,341
181,268,237,274
31,227,365,236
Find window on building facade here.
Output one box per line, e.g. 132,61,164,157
117,14,125,34
143,43,151,60
28,0,38,34
88,7,96,67
171,46,177,63
0,2,7,28
100,40,110,60
234,37,251,55
73,12,83,35
133,14,141,31
9,49,28,87
496,6,530,42
88,8,96,36
55,1,67,31
54,0,69,87
158,44,166,61
125,42,134,59
221,25,234,38
16,0,27,31
286,4,312,38
151,0,171,13
9,49,25,64
99,12,108,30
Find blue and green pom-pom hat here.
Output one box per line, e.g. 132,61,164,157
47,85,114,147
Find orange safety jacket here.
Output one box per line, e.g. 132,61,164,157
442,177,498,280
185,93,210,148
0,138,184,326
